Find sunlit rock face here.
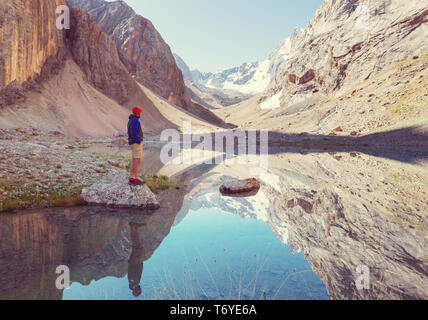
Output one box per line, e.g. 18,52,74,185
0,0,67,106
67,0,191,108
260,0,428,111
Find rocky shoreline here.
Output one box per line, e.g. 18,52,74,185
0,128,177,213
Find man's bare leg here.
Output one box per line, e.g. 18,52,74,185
134,159,142,179
130,159,136,179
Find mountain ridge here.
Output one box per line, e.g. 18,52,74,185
0,0,226,136
173,27,304,108
67,0,192,108
218,0,428,137
181,27,304,95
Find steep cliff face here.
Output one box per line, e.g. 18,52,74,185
67,0,191,108
0,0,224,133
66,7,137,104
0,0,67,106
261,0,428,111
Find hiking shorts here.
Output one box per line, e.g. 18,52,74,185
131,143,143,159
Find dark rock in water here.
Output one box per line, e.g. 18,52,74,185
220,178,261,196
82,172,160,210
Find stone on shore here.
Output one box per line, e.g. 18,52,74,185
81,172,160,210
220,178,261,196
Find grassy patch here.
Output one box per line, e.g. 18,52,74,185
95,152,131,170
391,104,414,115
391,173,412,184
140,173,180,194
0,182,13,192
0,184,87,213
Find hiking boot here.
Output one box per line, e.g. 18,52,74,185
134,179,146,186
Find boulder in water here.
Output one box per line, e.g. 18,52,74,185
220,178,261,196
82,172,160,210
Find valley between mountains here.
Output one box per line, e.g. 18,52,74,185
0,0,427,300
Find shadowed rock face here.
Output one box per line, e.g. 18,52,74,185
66,7,138,104
0,0,67,106
67,0,191,108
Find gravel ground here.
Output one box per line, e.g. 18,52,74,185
0,128,132,212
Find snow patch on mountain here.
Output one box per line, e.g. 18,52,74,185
203,60,272,94
260,90,282,110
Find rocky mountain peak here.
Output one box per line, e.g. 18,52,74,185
67,0,191,108
260,0,428,112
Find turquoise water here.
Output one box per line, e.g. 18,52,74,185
63,207,329,300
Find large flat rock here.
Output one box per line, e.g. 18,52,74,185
82,172,160,210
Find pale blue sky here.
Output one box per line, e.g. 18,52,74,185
116,0,324,72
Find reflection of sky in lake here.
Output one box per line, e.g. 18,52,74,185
64,205,329,300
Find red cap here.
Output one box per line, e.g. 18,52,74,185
132,106,142,116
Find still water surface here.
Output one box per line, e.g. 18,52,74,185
63,206,329,300
0,140,427,300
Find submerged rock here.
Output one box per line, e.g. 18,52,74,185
82,172,160,210
220,178,261,196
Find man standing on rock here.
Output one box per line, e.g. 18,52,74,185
128,106,145,186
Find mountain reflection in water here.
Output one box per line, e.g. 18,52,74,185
0,142,427,300
0,199,328,300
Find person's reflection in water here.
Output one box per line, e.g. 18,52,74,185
128,222,145,298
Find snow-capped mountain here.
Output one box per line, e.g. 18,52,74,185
174,27,304,96
174,28,304,108
194,61,272,95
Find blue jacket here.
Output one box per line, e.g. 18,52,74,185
128,115,143,145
